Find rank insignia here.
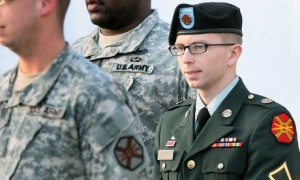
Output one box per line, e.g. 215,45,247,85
114,136,144,170
211,137,243,148
269,162,292,180
271,113,295,144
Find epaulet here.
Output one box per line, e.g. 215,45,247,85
167,97,195,111
246,94,295,145
245,93,282,108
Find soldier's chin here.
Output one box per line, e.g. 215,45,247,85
186,80,199,89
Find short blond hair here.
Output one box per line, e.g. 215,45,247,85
220,33,243,45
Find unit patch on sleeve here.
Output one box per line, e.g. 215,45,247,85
114,136,144,170
268,161,292,180
271,113,295,144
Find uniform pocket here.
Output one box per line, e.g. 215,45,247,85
202,148,246,180
0,115,42,178
160,150,184,180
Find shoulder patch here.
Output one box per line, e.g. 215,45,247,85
271,113,295,144
269,161,292,180
114,136,144,170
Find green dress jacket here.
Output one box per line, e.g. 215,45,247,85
152,80,300,180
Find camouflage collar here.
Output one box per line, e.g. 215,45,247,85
0,44,72,107
0,68,15,103
72,10,160,60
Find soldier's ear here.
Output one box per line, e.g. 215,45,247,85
227,44,242,66
38,0,57,16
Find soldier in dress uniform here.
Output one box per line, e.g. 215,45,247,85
152,2,300,180
0,0,149,179
73,0,195,178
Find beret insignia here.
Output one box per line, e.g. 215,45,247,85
179,7,195,29
271,113,295,144
181,14,192,25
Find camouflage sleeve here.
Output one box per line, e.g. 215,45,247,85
78,82,149,180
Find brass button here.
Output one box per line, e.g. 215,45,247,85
187,160,196,169
162,163,166,170
218,163,224,170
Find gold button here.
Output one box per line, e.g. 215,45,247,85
162,163,166,170
187,160,196,169
218,163,224,170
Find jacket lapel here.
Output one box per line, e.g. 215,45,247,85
171,100,196,152
185,79,250,160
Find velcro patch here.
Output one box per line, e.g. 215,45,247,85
271,113,295,144
114,136,144,170
269,162,292,180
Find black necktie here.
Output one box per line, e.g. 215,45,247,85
194,107,210,138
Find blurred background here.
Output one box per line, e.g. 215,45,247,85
1,0,299,142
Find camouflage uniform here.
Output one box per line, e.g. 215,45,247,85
73,10,195,177
0,45,149,180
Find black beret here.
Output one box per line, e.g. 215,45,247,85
169,2,243,45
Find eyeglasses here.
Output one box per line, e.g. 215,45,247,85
169,43,235,56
